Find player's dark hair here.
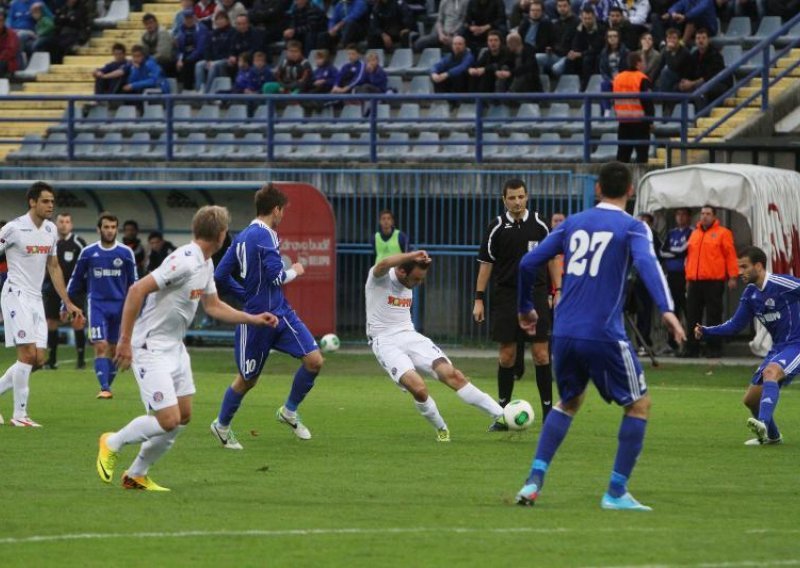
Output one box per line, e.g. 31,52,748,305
123,219,139,230
701,203,717,215
398,258,430,274
695,27,709,37
148,230,164,240
97,212,118,228
597,161,631,198
27,181,54,205
142,12,156,22
739,246,767,268
56,212,72,220
487,30,503,42
255,183,288,216
502,178,527,198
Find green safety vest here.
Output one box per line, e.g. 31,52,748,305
374,229,402,263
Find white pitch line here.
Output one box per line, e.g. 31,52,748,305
0,526,665,546
584,560,800,568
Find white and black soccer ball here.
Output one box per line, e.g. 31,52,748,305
503,399,535,431
319,333,341,353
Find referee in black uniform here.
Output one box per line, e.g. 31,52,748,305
474,179,560,427
43,212,87,369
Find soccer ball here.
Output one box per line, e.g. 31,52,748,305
319,333,341,353
503,399,535,431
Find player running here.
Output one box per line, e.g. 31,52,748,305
67,213,138,399
514,162,685,510
0,182,84,427
97,206,277,491
210,183,324,449
367,250,506,441
695,246,800,446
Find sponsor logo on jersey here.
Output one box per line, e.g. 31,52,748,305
25,245,51,254
190,288,204,300
93,268,122,277
760,312,781,323
387,295,412,308
113,257,123,267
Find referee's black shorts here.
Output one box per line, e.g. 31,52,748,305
490,286,551,343
43,291,86,321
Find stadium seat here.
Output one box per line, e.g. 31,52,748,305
291,133,322,159
408,48,441,75
503,103,541,134
536,103,569,134
319,133,354,160
409,76,433,95
777,21,800,46
324,104,362,133
554,75,580,95
385,49,413,75
408,131,440,160
497,132,532,160
740,46,776,75
190,104,221,132
73,132,96,159
481,132,502,159
221,104,248,132
654,104,695,136
539,74,550,93
722,45,744,68
273,132,295,160
377,132,410,160
532,133,562,161
562,106,584,134
144,133,168,160
76,104,109,132
483,104,510,132
94,132,123,159
714,16,751,46
560,133,585,162
440,131,472,158
15,51,50,80
333,50,350,68
134,103,165,133
348,133,371,160
94,0,130,27
207,133,235,158
298,106,334,132
36,133,67,159
8,134,42,160
119,132,151,159
387,75,404,93
584,74,602,94
424,102,451,131
232,132,266,159
173,104,194,131
174,133,207,159
276,105,305,133
590,103,616,134
208,76,232,94
591,132,618,162
382,103,419,133
0,78,9,95
746,16,782,46
452,103,477,132
101,105,137,132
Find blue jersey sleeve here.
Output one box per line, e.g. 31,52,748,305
517,226,565,313
213,243,246,302
67,247,89,299
260,233,287,286
773,274,800,302
629,221,673,314
703,294,754,337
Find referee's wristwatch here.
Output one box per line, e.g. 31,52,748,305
475,291,485,301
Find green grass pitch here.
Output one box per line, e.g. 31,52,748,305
0,348,797,567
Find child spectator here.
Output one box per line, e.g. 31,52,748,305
122,45,170,93
305,48,336,93
262,40,311,93
354,50,388,93
232,50,254,92
330,44,365,94
93,43,128,95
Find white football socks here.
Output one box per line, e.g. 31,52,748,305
12,362,33,420
0,363,16,396
127,425,185,478
414,396,447,430
107,415,167,452
457,382,503,419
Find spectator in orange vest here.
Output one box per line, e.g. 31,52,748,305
681,204,738,358
612,51,654,164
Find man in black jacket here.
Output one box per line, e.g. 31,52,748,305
517,1,554,55
547,0,578,75
502,32,542,92
679,27,731,107
368,0,413,51
229,14,265,74
460,0,507,54
283,0,327,53
249,0,289,45
568,8,606,90
468,29,512,92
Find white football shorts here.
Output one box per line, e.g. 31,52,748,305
370,330,451,384
132,343,195,412
1,289,47,349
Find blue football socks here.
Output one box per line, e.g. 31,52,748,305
95,357,111,391
285,366,318,412
758,381,780,426
217,387,244,427
526,408,573,488
608,415,647,498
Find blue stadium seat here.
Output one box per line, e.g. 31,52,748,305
385,49,413,75
503,103,541,134
133,103,165,134
714,16,751,46
409,75,433,95
222,104,249,132
387,75,405,93
94,132,123,159
408,48,441,75
36,133,67,159
777,21,800,46
208,76,232,94
119,132,151,159
233,132,266,160
498,132,532,160
722,45,744,68
584,74,602,94
384,103,420,132
378,132,410,160
73,132,96,159
319,133,353,160
8,134,42,160
554,75,580,95
440,131,471,158
207,132,235,158
536,103,569,134
174,133,206,159
484,104,510,132
481,132,502,159
298,106,334,132
408,131,440,160
349,133,372,160
654,103,695,136
190,104,221,132
291,133,323,159
173,104,194,131
101,105,137,132
590,103,616,134
76,104,108,133
425,102,451,131
746,16,782,46
452,103,477,132
591,132,618,162
273,133,295,160
276,105,305,133
560,133,585,162
540,74,550,93
532,133,562,161
333,50,350,68
739,46,776,75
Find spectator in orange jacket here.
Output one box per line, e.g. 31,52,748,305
681,204,738,358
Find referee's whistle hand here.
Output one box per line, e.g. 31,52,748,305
472,302,484,322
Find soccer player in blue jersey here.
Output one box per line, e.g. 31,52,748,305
67,213,138,399
696,246,800,446
514,162,686,511
210,183,324,448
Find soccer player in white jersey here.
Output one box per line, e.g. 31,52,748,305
96,206,278,491
0,182,84,427
366,250,506,441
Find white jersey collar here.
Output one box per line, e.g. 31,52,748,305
760,272,772,291
596,202,625,212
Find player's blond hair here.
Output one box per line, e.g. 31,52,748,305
192,205,230,241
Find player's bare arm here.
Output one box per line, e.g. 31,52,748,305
114,274,160,371
47,255,84,323
473,262,492,322
662,312,687,345
373,250,431,278
201,293,279,327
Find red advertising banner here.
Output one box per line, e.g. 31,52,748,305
273,182,336,336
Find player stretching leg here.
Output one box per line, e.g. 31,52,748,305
696,246,800,446
97,206,277,490
0,182,84,427
513,162,685,510
67,213,137,399
367,251,505,441
211,183,324,449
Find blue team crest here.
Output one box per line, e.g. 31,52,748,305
93,268,103,278
184,250,192,256
113,257,123,267
45,225,51,232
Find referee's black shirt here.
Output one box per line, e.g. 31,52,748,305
43,233,87,292
478,210,550,290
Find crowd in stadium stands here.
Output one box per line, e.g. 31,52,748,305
0,0,797,93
